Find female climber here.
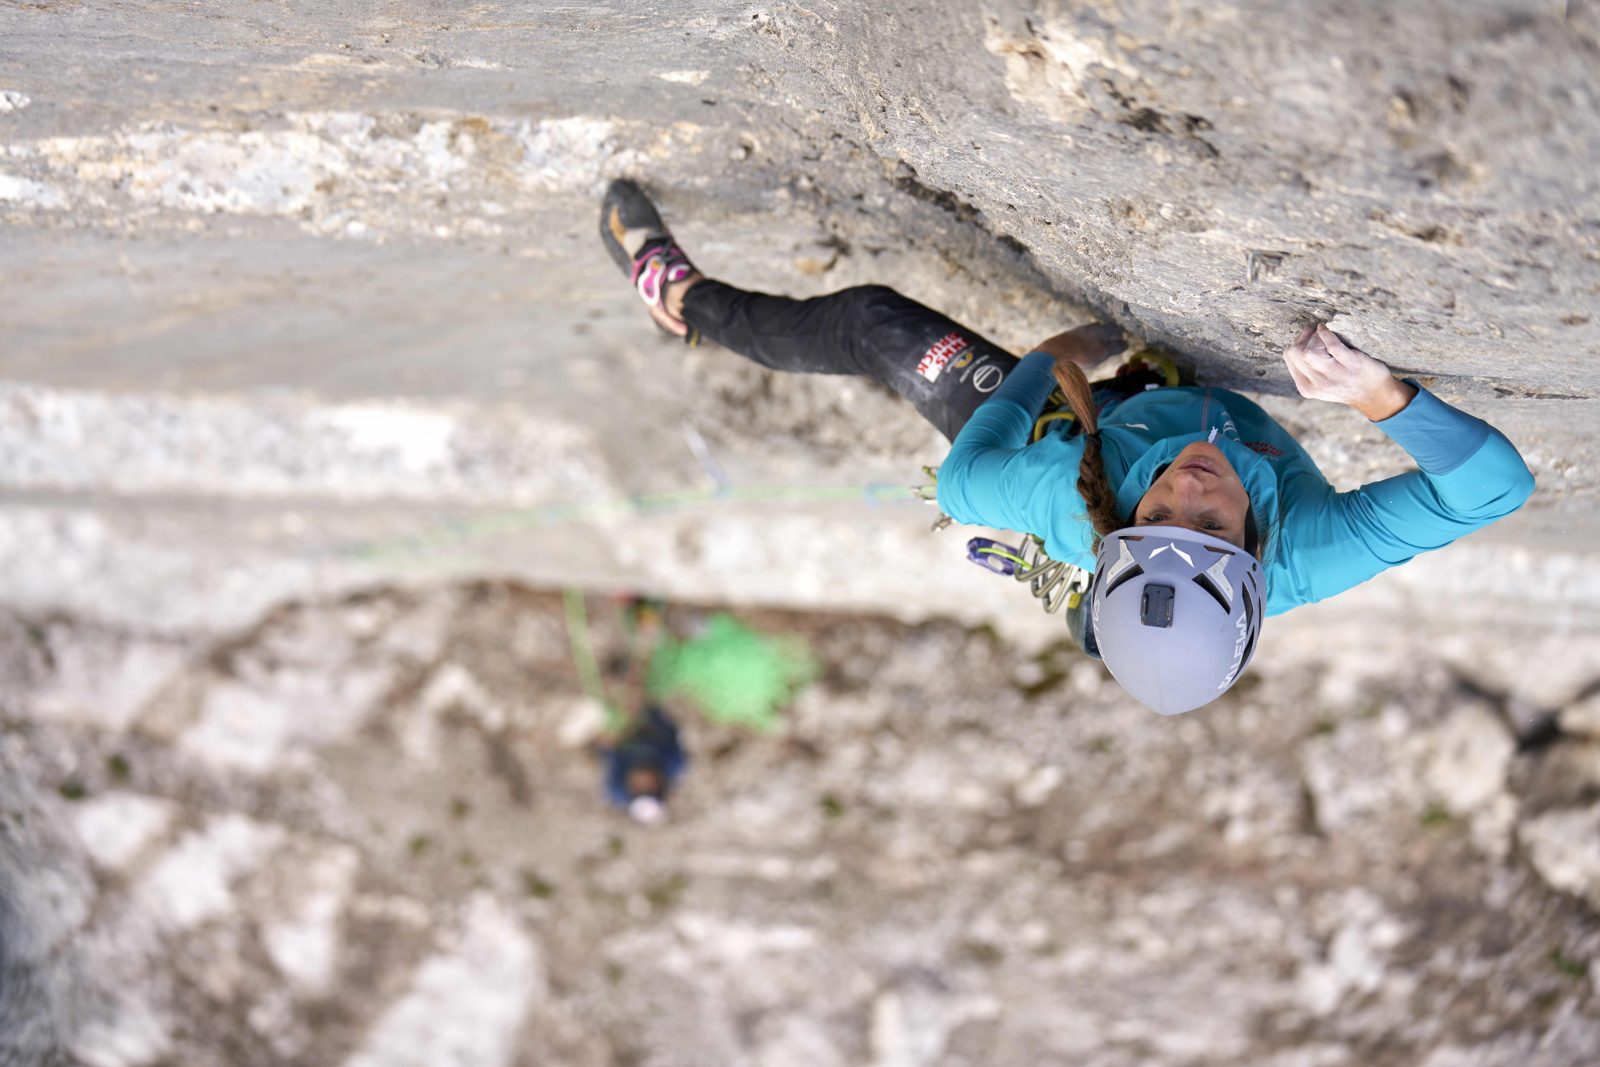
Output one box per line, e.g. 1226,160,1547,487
599,179,1536,715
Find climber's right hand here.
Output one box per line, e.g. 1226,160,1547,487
1283,323,1416,421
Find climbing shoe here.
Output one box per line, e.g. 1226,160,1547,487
599,179,701,344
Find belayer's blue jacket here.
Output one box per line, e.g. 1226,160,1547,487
936,352,1536,616
603,704,688,808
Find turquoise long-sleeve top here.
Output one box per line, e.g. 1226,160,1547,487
936,352,1536,616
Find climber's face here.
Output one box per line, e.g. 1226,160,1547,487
1133,442,1251,550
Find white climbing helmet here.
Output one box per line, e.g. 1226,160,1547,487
1090,525,1265,715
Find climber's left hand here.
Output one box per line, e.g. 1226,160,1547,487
1030,322,1127,370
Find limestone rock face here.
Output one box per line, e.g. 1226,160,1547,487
5,2,1597,395
817,1,1600,392
1,2,1597,638
4,5,1600,1064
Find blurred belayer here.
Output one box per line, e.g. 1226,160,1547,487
591,598,687,825
600,180,1534,716
601,704,687,825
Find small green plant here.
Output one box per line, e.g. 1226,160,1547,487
106,754,131,781
819,793,845,819
520,869,556,899
57,780,86,801
1420,801,1454,828
958,939,1004,965
645,873,688,910
1551,948,1588,979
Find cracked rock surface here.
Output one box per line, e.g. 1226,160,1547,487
2,2,1597,591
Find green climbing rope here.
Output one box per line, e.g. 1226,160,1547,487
562,588,626,732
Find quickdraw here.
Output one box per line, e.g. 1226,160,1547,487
970,534,1093,612
914,475,1092,613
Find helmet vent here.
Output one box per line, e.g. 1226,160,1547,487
1103,564,1145,599
1192,573,1231,613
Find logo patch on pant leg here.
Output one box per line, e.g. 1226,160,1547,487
971,364,1004,393
917,332,969,383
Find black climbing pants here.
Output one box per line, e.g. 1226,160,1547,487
681,281,1021,441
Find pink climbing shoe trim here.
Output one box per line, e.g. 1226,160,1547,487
631,242,692,297
628,238,699,342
